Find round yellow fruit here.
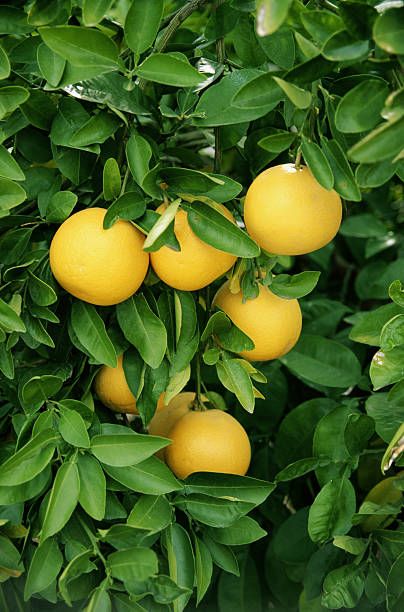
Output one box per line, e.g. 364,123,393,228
213,280,302,361
361,473,403,533
149,392,195,459
166,409,251,479
150,205,237,291
244,164,342,256
94,355,137,414
50,207,149,306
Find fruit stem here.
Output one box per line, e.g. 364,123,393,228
295,147,302,170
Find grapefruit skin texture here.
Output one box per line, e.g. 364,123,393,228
49,207,149,306
166,409,251,479
94,355,137,414
213,281,302,361
149,392,195,459
150,205,237,291
244,164,342,256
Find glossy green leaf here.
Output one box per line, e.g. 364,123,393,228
255,0,294,36
103,192,146,229
389,280,404,308
322,563,365,609
59,407,90,448
0,45,10,80
126,132,152,187
41,461,80,540
184,473,274,504
136,53,206,87
301,137,334,190
103,157,121,201
207,516,266,545
24,538,63,600
127,495,172,533
373,8,404,55
0,144,25,180
0,86,29,120
90,433,169,467
335,80,389,133
186,201,259,258
273,76,312,109
104,457,182,495
71,301,117,367
348,115,404,163
22,374,63,408
280,334,362,388
322,31,369,61
37,42,65,86
308,477,356,543
270,271,320,299
0,429,58,486
117,295,167,369
194,536,213,605
258,129,296,153
216,358,255,412
166,524,194,612
107,547,158,583
46,191,77,223
125,0,164,56
0,178,27,210
77,453,106,520
143,199,180,251
39,26,119,71
83,0,113,26
0,296,26,332
321,137,361,201
370,346,404,390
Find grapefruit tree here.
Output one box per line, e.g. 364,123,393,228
0,0,403,610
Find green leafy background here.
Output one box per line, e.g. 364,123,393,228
0,0,403,611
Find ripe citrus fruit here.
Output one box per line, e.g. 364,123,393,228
361,473,403,532
50,207,149,306
94,355,137,414
149,391,196,459
213,280,302,361
165,409,251,479
150,204,237,291
244,164,342,255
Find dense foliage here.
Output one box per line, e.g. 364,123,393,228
0,0,403,610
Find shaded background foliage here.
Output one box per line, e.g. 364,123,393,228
0,0,403,610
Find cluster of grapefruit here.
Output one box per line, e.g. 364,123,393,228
50,163,342,479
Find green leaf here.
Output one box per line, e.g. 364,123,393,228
59,407,90,448
184,473,274,504
216,358,255,413
45,190,78,223
39,26,119,71
322,563,365,609
386,550,404,611
125,0,164,56
103,157,121,201
142,200,180,251
308,477,356,543
333,535,368,556
270,271,320,299
341,213,388,239
176,493,253,527
0,535,24,576
71,301,117,367
22,375,63,409
258,129,296,153
41,461,80,541
280,334,362,388
301,10,344,44
83,0,113,26
0,144,25,180
0,429,58,486
0,466,50,505
366,382,404,443
207,516,266,545
348,115,404,164
104,457,182,495
370,346,404,390
194,536,213,605
322,31,369,61
127,495,172,533
85,587,112,612
349,303,402,346
255,0,294,36
77,453,106,520
203,534,239,576
126,132,152,190
186,201,259,258
0,177,26,210
380,314,404,351
232,72,284,110
301,137,334,190
0,86,30,120
107,547,158,583
90,433,169,467
117,295,167,369
103,192,146,229
275,457,325,482
373,8,404,55
0,296,26,332
335,80,389,134
28,271,58,306
258,28,296,68
272,76,312,109
390,280,404,308
165,524,194,612
37,42,65,86
0,45,10,80
135,53,206,87
70,112,120,147
321,138,361,201
24,538,63,600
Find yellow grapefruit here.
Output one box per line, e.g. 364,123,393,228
94,355,137,414
213,280,302,361
244,164,342,255
166,409,251,479
150,205,237,291
50,207,149,306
